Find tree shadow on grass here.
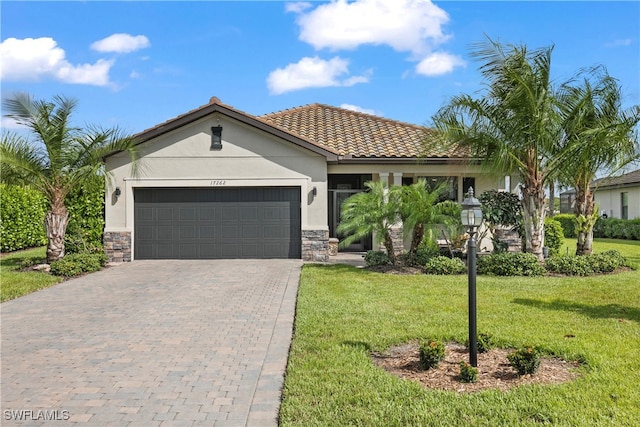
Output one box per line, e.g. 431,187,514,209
513,298,640,323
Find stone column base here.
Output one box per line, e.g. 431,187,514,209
302,230,329,262
103,231,132,263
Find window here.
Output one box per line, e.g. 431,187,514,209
419,176,458,202
621,192,629,220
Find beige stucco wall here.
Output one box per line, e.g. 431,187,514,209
594,186,640,219
104,113,328,248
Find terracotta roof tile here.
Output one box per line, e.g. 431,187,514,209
260,103,464,158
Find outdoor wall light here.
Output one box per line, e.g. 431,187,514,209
460,186,483,367
312,186,317,196
211,126,223,150
115,187,121,197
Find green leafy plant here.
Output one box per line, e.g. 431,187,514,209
478,190,523,253
459,361,478,383
507,346,541,375
49,252,108,277
593,218,640,240
477,332,495,353
423,256,466,275
477,252,545,276
544,217,564,256
0,184,48,252
545,250,628,275
364,250,391,267
19,256,45,269
553,214,577,238
419,339,445,370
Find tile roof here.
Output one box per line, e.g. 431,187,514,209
259,103,464,159
593,169,640,189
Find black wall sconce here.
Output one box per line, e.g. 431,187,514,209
211,126,223,150
115,187,121,197
312,186,317,196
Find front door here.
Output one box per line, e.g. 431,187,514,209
330,189,367,251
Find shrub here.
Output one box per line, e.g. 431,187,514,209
544,218,564,256
20,256,45,269
364,250,390,267
459,361,479,383
507,346,541,375
423,256,466,275
593,217,640,240
0,184,48,252
50,252,108,277
477,332,495,353
477,252,545,276
419,339,445,370
553,214,577,238
64,175,105,253
545,250,628,275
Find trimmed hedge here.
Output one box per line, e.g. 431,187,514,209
423,256,466,275
0,184,48,252
593,217,640,240
49,251,108,277
64,175,105,253
544,217,564,256
552,214,577,238
545,250,628,276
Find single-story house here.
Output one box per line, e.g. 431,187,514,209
593,169,640,220
103,97,506,262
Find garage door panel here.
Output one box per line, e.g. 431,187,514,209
134,187,301,259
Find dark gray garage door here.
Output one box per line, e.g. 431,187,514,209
134,187,301,259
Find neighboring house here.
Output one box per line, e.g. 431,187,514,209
103,97,505,262
559,189,576,214
593,169,640,220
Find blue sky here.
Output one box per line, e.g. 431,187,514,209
1,1,638,135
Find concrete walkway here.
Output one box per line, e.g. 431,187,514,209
1,259,301,426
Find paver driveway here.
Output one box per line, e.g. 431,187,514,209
1,259,301,426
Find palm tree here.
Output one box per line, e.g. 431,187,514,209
555,67,640,255
400,179,453,262
0,93,138,263
432,38,564,261
337,180,401,264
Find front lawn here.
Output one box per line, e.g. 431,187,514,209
0,247,63,302
280,239,640,426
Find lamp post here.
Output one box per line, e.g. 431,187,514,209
461,187,483,367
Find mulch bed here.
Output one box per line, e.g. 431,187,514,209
371,341,582,393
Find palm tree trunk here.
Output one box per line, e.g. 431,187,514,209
409,224,425,260
45,195,69,263
574,186,595,255
383,232,397,265
521,185,546,262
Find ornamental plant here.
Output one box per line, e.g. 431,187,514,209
459,361,479,383
419,339,445,370
507,346,541,375
477,332,495,353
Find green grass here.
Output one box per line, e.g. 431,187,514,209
1,247,63,302
280,239,640,426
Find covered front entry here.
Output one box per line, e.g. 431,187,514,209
134,187,301,259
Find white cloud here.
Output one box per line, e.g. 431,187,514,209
285,2,312,14
339,103,378,115
604,38,633,48
292,0,450,57
1,116,27,130
415,52,466,76
91,33,150,53
267,56,370,94
0,37,113,86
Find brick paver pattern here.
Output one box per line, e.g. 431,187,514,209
1,259,301,426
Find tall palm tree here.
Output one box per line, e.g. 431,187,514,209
1,93,138,263
400,179,452,261
337,180,401,264
432,38,564,261
556,67,640,255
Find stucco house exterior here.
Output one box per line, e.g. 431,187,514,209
103,97,504,262
593,169,640,220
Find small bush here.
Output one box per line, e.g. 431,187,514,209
50,252,108,277
423,256,466,275
553,214,577,238
459,361,478,383
507,346,541,375
20,256,45,269
477,332,495,354
545,250,628,275
477,252,545,276
593,217,640,240
419,340,445,370
364,250,390,267
544,218,564,256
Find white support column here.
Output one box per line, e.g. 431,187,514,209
392,172,403,186
379,172,389,187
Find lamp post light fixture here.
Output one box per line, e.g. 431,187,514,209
460,187,483,367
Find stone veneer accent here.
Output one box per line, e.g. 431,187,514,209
103,231,132,263
302,229,329,262
493,228,522,253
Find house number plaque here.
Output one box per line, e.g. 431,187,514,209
210,180,226,186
